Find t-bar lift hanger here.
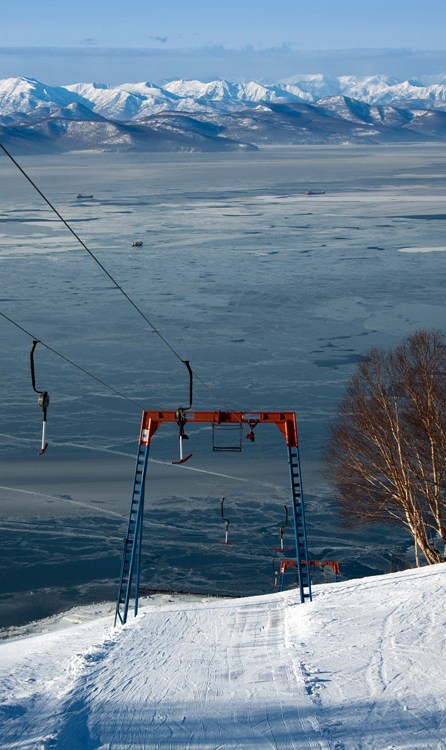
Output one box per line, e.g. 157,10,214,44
172,359,193,465
30,340,50,455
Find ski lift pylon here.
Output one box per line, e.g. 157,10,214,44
115,410,312,626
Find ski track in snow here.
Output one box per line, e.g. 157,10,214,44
62,598,323,749
2,565,446,749
1,595,327,750
289,570,446,750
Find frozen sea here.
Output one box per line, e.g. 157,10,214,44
1,144,445,627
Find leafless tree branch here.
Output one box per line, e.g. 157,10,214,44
326,330,446,565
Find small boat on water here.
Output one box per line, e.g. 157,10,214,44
76,193,94,199
131,240,143,247
305,190,325,196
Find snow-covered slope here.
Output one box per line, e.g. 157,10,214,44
1,564,446,749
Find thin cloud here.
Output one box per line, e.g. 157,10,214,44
1,45,446,85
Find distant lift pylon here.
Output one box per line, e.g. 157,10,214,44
114,410,312,626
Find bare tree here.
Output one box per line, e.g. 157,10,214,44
326,330,446,566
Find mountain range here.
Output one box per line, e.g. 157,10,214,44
3,74,446,152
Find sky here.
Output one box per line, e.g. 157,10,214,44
1,0,446,84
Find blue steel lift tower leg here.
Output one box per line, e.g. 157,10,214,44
287,445,312,602
114,442,150,626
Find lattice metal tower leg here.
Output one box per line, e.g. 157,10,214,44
114,443,150,625
287,445,312,602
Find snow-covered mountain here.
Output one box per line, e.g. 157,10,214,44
64,80,185,120
163,78,308,106
1,563,446,748
3,74,446,123
0,76,81,116
3,74,446,152
281,73,446,107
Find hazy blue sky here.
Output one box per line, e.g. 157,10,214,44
2,0,446,83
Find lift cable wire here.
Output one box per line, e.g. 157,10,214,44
0,141,220,403
0,310,143,410
0,142,179,358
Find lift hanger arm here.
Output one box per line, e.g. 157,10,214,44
182,359,193,410
30,340,41,394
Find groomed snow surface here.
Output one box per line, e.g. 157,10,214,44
1,564,446,749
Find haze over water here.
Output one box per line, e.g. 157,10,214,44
1,145,445,627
